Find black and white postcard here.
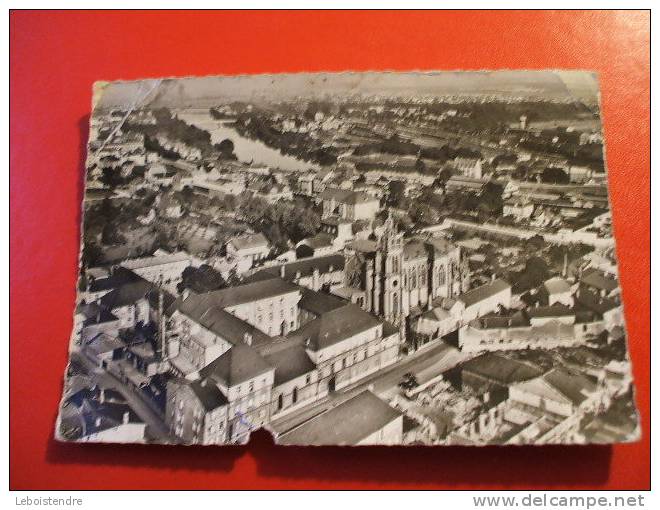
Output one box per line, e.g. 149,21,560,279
56,71,640,446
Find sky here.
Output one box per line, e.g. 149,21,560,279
94,70,600,109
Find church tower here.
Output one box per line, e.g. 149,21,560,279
378,212,404,324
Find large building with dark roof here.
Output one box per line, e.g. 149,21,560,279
164,272,402,443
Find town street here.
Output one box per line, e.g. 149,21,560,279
71,350,174,442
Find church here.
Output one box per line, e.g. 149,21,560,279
339,214,471,326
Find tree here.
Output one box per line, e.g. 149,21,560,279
101,223,126,245
479,181,504,215
437,167,454,183
513,256,549,292
99,166,124,188
177,264,226,294
541,166,570,184
215,138,237,160
511,164,529,181
385,180,406,208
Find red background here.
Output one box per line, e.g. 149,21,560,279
10,10,650,490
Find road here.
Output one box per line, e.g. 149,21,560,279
268,341,470,435
71,350,174,442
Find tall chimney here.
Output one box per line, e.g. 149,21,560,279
280,265,286,278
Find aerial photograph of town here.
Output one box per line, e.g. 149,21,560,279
56,71,640,446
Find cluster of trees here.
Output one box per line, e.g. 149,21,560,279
235,193,321,252
512,256,550,293
177,264,227,294
384,178,504,227
353,134,481,166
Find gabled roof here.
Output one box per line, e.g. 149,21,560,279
320,188,378,205
259,339,317,386
581,269,618,293
320,188,352,202
277,391,402,446
86,266,143,293
527,303,574,319
543,369,598,406
422,236,458,257
180,278,300,310
189,379,229,411
299,288,347,316
543,277,572,295
462,353,544,386
254,254,345,281
84,332,124,356
77,303,119,326
299,233,334,249
228,233,269,251
99,278,154,309
120,251,191,270
199,343,273,388
172,296,271,346
574,289,619,315
457,279,511,308
293,303,381,351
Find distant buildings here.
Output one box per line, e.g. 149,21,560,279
321,188,380,221
448,157,484,179
120,249,196,292
226,233,271,270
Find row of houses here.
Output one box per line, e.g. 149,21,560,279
448,351,636,445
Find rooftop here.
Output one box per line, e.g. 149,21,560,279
462,353,544,386
458,279,511,308
173,296,271,346
299,288,347,316
120,251,191,271
189,379,229,411
255,254,345,281
581,268,619,293
277,391,402,445
293,303,381,352
199,342,273,388
543,277,572,295
99,278,154,309
527,303,574,319
543,368,598,406
259,339,317,386
229,233,270,251
180,278,300,310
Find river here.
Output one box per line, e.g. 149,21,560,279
176,109,318,172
